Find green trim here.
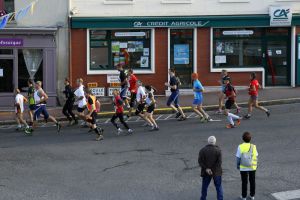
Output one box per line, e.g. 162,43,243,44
71,14,300,29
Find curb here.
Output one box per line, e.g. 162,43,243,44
1,97,300,126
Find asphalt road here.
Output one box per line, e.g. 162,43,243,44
0,104,299,200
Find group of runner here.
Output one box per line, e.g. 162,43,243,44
13,66,270,140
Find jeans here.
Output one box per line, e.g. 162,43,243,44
241,171,256,198
200,176,223,200
62,99,76,121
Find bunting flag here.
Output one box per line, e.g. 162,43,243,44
30,1,36,15
0,14,10,29
15,4,31,22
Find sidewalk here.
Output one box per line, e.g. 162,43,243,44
1,87,300,123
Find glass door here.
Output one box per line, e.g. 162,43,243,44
0,59,14,92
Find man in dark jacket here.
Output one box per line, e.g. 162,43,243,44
62,78,77,125
198,136,223,200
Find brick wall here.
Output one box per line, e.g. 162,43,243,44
197,28,262,86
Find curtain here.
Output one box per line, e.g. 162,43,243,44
22,49,43,80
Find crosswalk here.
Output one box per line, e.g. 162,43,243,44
0,112,222,130
272,190,300,200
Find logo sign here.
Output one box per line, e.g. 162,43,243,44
133,21,210,28
108,87,131,97
90,87,105,97
115,32,146,37
269,7,292,27
107,74,120,83
222,30,254,36
0,38,23,47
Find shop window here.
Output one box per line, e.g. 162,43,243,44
0,0,14,13
0,49,13,54
89,29,152,72
213,28,263,68
170,29,194,88
0,59,13,92
18,49,43,92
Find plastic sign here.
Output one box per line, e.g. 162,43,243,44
107,74,120,83
90,87,105,97
115,32,146,37
108,87,131,97
269,6,292,27
222,30,254,36
133,21,210,28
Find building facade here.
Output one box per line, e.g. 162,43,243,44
70,0,300,96
0,0,69,106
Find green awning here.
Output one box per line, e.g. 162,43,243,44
71,14,300,29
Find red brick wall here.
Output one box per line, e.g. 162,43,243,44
197,28,262,86
296,27,300,34
70,28,168,95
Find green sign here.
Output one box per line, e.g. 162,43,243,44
133,20,210,28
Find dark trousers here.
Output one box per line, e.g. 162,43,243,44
241,171,256,198
62,100,76,121
111,113,129,130
200,176,223,200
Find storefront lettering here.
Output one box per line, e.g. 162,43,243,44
133,21,209,28
0,38,23,47
269,6,292,27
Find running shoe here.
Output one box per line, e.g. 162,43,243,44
96,134,104,141
128,129,133,134
117,128,123,135
243,114,251,120
200,117,207,123
57,123,62,133
266,111,270,117
226,124,236,129
24,127,33,136
175,112,182,118
150,126,159,131
236,119,241,126
16,126,23,131
178,116,187,121
142,123,152,127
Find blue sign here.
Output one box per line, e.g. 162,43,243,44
174,44,189,65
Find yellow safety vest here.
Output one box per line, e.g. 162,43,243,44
239,143,258,171
87,95,96,112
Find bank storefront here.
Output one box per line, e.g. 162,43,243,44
71,12,300,96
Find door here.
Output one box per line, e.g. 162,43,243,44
0,59,14,92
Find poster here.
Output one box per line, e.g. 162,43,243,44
107,74,121,83
140,56,149,68
0,69,3,77
215,55,227,64
143,48,149,56
276,50,282,55
225,42,234,54
216,41,225,54
174,44,189,65
112,41,120,53
120,42,127,49
128,41,136,52
135,41,144,52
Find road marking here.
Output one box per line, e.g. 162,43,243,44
155,115,163,120
272,189,300,200
164,114,173,120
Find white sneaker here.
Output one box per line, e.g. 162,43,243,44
250,196,255,200
117,128,123,135
128,129,133,134
240,196,246,200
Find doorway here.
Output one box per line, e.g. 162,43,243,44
0,59,14,92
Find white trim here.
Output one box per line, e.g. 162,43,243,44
86,28,155,75
103,0,135,5
210,27,265,88
193,28,197,73
291,26,296,87
167,28,171,84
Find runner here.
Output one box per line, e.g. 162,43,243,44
165,68,186,121
244,72,270,119
191,73,210,123
85,89,104,141
74,78,87,126
32,81,61,132
27,79,35,127
144,85,159,131
111,89,133,135
223,77,242,129
62,78,77,125
117,64,130,109
136,80,154,127
127,68,138,117
14,88,32,134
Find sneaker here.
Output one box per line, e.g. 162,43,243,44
215,110,223,114
240,197,246,200
200,117,207,123
175,112,182,119
243,114,251,120
56,123,62,133
117,128,123,135
178,116,187,121
16,126,22,131
24,127,33,136
249,196,255,200
150,126,159,131
226,124,236,129
266,111,270,117
236,119,241,126
128,129,133,134
142,123,152,127
96,134,104,141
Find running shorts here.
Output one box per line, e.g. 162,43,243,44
135,103,145,115
34,105,49,121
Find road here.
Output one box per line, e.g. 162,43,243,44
0,103,299,200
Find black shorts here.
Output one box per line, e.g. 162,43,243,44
147,104,156,113
130,93,137,108
77,106,86,113
225,100,235,110
29,105,36,111
135,103,145,115
87,111,97,125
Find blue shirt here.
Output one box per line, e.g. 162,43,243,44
193,80,203,100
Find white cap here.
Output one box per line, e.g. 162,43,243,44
208,136,216,145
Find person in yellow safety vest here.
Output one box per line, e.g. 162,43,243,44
236,132,258,200
85,89,104,141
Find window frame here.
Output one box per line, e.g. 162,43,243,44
87,29,155,75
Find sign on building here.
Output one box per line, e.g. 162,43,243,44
269,7,292,27
108,87,131,97
107,74,120,83
90,87,105,97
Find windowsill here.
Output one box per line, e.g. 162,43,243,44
103,0,135,5
87,69,155,75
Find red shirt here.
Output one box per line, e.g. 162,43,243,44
249,79,259,96
129,74,138,94
224,84,236,101
114,95,124,114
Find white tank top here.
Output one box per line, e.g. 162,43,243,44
34,89,45,105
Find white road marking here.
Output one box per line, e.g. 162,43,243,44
272,189,300,200
187,113,195,118
164,114,173,120
155,115,163,120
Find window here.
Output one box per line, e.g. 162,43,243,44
103,0,135,4
0,49,13,54
161,0,192,4
0,59,13,92
170,29,194,88
89,29,152,73
213,28,263,68
0,0,14,13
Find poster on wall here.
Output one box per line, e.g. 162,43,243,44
216,41,225,54
215,55,227,64
174,44,189,65
120,42,127,49
0,68,3,77
143,48,149,56
225,42,234,54
135,41,144,52
128,41,136,52
140,56,149,68
112,41,120,53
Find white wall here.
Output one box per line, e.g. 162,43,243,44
71,0,300,17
